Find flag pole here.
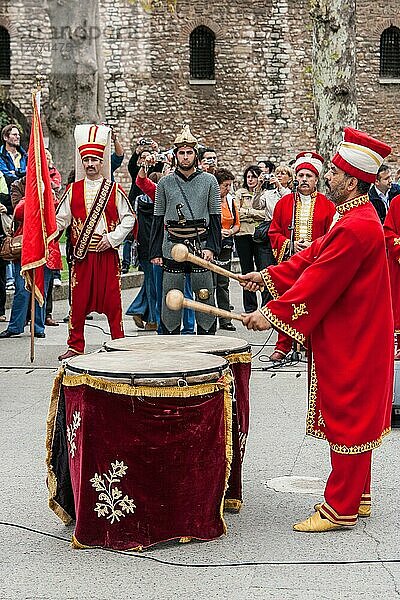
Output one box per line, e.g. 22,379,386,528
30,268,35,363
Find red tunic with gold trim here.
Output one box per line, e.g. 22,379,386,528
268,191,336,263
261,196,393,454
384,193,400,333
60,179,131,353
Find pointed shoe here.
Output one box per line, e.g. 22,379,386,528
293,511,346,532
358,504,371,518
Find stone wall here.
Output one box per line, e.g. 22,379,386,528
100,0,317,185
0,0,51,125
0,0,398,188
356,0,400,167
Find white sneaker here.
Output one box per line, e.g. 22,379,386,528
53,278,62,287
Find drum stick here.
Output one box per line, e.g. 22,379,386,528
166,289,244,322
171,243,243,283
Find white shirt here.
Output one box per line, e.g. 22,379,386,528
56,177,135,248
374,185,389,209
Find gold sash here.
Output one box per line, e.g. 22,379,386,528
74,179,114,260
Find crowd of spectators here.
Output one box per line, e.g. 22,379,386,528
1,122,400,343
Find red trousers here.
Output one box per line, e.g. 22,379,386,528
275,331,293,355
68,250,124,353
319,449,371,526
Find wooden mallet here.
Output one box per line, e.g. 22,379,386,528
166,289,244,322
171,243,243,283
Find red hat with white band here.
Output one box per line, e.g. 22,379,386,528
294,151,324,177
332,127,392,183
74,124,112,181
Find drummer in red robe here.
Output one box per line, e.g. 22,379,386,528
56,125,135,361
268,152,336,361
383,194,400,359
240,127,393,532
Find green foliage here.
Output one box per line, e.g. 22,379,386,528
0,109,23,133
61,256,69,281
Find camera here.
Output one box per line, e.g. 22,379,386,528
138,137,153,146
152,152,169,162
261,173,271,181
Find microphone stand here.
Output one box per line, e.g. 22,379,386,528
287,180,302,362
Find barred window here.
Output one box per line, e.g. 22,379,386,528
0,27,10,81
380,26,400,79
190,26,215,81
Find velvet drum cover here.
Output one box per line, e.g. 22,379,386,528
102,337,252,512
225,360,251,510
46,369,233,550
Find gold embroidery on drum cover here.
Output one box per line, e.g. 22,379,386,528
66,411,81,458
90,460,136,524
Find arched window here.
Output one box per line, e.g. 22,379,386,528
380,26,400,79
0,27,10,81
190,26,215,81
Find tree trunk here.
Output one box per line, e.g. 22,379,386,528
45,0,105,180
310,0,358,169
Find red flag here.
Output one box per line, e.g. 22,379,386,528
21,91,57,306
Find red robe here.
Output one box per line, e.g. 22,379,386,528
261,196,393,453
67,179,124,353
384,193,400,333
269,191,336,263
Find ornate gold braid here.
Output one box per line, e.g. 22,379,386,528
306,360,391,453
336,194,369,215
277,238,290,263
259,306,306,345
306,193,317,242
260,269,280,299
329,429,391,455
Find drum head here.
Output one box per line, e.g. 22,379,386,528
65,350,228,386
104,335,251,356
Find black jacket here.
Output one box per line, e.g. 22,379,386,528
369,183,400,224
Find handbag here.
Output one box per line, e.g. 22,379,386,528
253,220,271,243
0,233,22,261
0,212,12,234
0,212,22,261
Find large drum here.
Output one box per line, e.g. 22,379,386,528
46,351,232,551
105,336,252,511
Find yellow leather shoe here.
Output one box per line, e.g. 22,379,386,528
358,504,371,517
293,511,346,532
314,503,371,518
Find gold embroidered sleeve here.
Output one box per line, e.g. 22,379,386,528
259,306,306,345
277,239,290,263
260,269,280,299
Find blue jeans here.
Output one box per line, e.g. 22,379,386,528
126,259,157,324
7,262,52,335
153,267,195,334
6,262,14,283
122,239,132,270
181,274,195,334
